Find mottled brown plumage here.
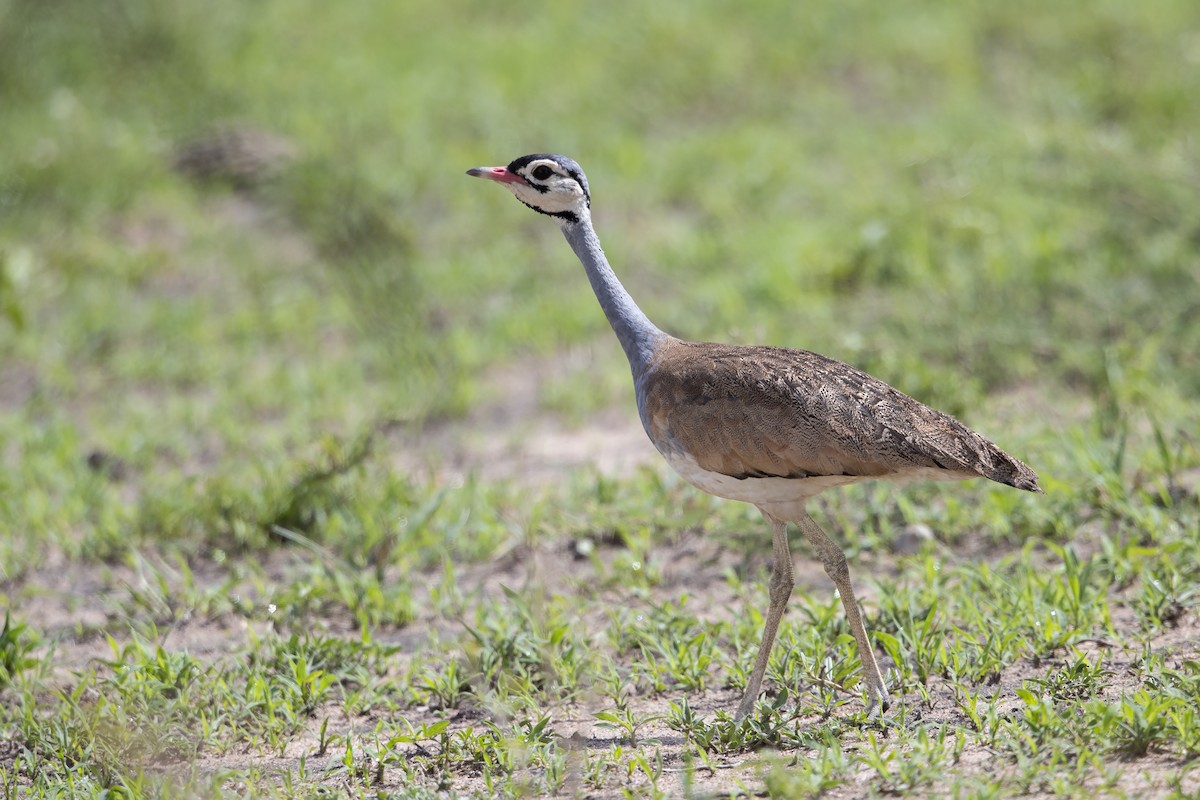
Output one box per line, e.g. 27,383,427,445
642,338,1039,491
468,153,1043,722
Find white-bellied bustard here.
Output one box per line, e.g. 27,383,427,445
467,153,1042,720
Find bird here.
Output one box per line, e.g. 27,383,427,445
466,153,1042,721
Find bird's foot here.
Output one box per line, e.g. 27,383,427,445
866,683,891,719
733,693,758,723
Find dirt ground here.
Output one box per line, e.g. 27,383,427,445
20,514,1199,798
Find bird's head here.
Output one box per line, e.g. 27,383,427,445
467,154,590,224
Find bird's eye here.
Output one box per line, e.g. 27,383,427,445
531,164,554,181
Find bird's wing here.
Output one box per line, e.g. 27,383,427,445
641,339,1040,490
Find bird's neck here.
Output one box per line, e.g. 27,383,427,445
561,213,664,376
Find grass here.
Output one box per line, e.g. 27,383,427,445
2,0,1200,796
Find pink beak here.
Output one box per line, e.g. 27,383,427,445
465,165,528,185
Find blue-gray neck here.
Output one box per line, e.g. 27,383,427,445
561,213,664,377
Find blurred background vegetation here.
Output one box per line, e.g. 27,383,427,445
2,1,1200,794
1,0,1198,564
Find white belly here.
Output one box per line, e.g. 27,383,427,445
663,450,865,506
662,450,972,519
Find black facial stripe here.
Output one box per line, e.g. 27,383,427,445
516,198,578,223
570,170,591,207
507,153,553,172
525,169,589,205
559,166,590,206
523,162,560,193
505,153,588,203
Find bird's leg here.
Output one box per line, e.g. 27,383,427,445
796,511,889,715
734,513,794,721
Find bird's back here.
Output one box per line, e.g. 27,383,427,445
638,338,1041,500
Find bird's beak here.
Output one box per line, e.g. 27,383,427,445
466,166,528,185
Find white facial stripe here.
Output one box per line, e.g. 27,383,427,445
502,158,588,220
524,159,565,181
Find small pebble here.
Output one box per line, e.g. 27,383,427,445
894,523,935,555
